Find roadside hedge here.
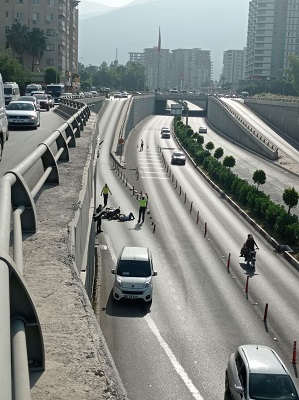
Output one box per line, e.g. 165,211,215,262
173,116,299,244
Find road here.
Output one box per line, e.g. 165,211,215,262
183,102,299,216
95,101,299,400
0,107,65,180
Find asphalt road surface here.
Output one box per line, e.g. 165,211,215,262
94,102,299,400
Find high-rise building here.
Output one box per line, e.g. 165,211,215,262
0,0,80,80
222,49,246,85
170,48,212,91
143,47,171,90
246,0,299,79
131,47,212,91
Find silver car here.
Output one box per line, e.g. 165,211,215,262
6,101,40,129
18,95,40,110
226,344,299,399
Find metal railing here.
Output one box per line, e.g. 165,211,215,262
0,104,90,400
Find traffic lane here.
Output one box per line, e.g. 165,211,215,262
222,98,299,161
0,107,65,176
97,155,299,400
186,116,299,216
98,120,299,398
150,128,299,350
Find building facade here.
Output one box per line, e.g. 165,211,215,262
246,0,299,79
222,49,246,85
0,0,79,82
131,47,212,91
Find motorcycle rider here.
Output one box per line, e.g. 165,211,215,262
244,234,259,260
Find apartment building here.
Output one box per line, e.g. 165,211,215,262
0,0,79,80
143,47,171,90
222,49,246,85
246,0,299,79
132,47,212,91
170,48,212,91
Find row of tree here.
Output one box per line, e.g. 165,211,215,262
173,116,299,244
78,61,147,92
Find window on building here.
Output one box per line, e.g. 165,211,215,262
6,11,8,17
46,13,53,21
32,12,39,21
5,26,9,32
46,44,54,51
5,0,9,3
16,0,23,3
15,12,23,19
32,0,40,4
47,29,54,36
47,0,54,5
46,58,54,66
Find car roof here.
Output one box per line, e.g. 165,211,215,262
19,96,36,99
239,345,288,375
120,247,149,261
173,150,184,155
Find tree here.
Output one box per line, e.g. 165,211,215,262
252,169,266,189
223,155,236,169
6,22,29,65
28,28,47,71
0,50,31,87
205,141,214,151
287,54,299,94
44,67,60,84
214,147,224,160
283,187,299,214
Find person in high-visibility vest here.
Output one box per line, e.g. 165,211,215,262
138,195,148,223
101,183,112,207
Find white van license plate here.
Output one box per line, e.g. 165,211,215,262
124,295,137,299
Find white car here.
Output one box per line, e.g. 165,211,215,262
111,247,157,303
198,125,207,133
161,127,171,138
6,101,40,129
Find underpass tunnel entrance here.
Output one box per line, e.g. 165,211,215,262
154,99,207,116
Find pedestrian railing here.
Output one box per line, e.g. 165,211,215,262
0,104,90,400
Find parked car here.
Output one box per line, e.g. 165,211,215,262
18,95,40,110
34,93,50,110
198,125,207,133
161,127,171,138
114,92,122,99
6,101,40,129
226,344,299,400
121,92,128,98
171,150,186,165
111,247,157,303
46,94,55,108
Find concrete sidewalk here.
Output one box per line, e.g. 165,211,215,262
24,110,128,399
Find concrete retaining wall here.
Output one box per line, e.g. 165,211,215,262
207,96,278,160
245,98,299,146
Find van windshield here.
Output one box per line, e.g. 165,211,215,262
117,260,151,277
4,88,12,95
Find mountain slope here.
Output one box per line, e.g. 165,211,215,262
78,0,249,79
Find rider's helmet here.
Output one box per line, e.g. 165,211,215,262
248,234,253,238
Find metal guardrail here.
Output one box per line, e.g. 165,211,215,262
217,97,278,152
0,104,90,400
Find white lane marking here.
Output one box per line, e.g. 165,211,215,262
139,166,165,169
141,177,170,180
139,162,164,165
141,172,168,175
145,314,204,400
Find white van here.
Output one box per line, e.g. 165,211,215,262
111,247,157,303
0,74,9,161
4,82,20,105
25,83,43,96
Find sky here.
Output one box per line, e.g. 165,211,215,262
87,0,134,6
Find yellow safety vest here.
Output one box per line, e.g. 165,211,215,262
102,186,110,194
139,198,147,207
